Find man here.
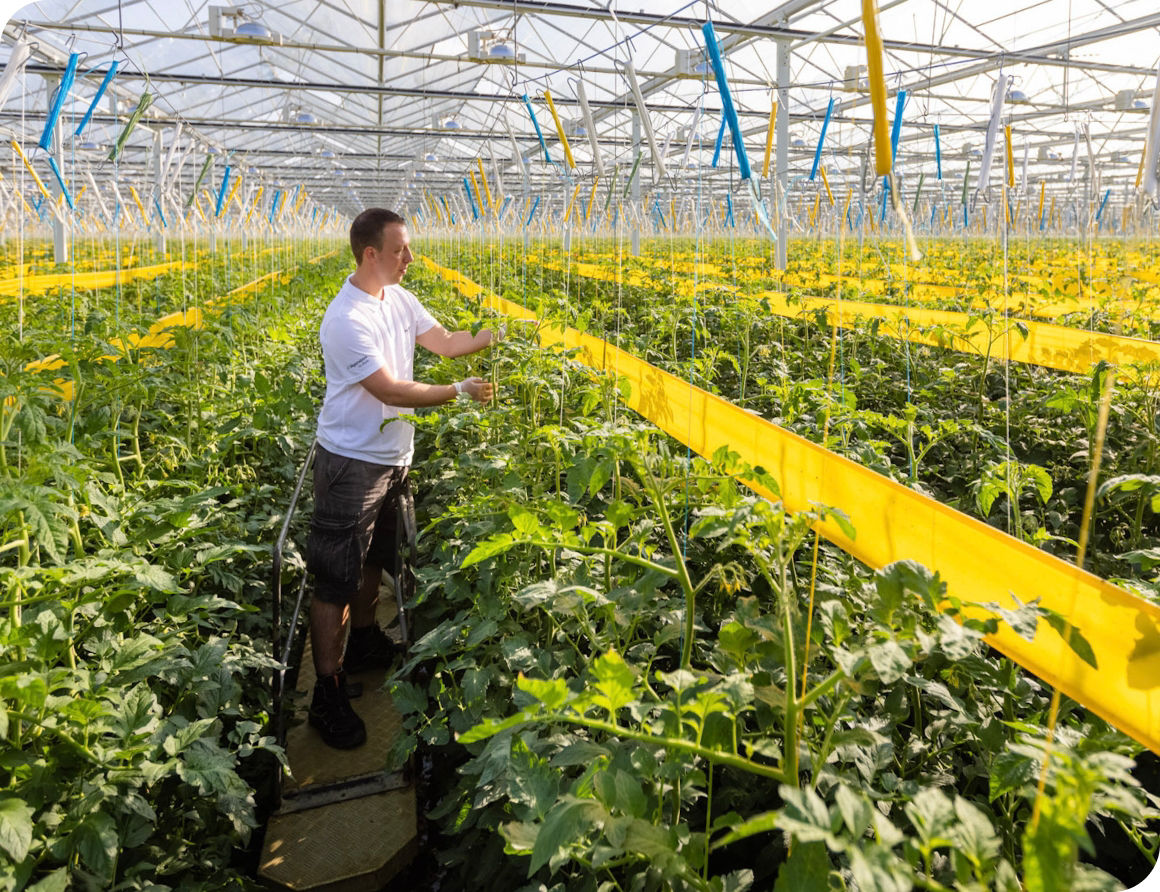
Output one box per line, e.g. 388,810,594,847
306,207,495,749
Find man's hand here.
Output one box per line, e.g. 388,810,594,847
459,377,494,403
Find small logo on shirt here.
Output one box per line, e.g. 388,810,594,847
348,356,371,370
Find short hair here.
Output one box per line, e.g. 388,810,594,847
350,208,405,264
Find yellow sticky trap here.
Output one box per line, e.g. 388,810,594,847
861,0,892,176
476,158,493,211
585,177,600,223
244,186,264,227
542,89,576,171
469,170,485,217
422,256,1160,757
129,185,150,225
842,186,853,221
225,176,244,215
1037,180,1045,223
820,165,835,206
763,99,777,179
11,140,53,204
1005,125,1015,189
563,182,583,224
809,192,821,228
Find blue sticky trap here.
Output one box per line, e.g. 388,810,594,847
809,96,834,182
75,61,119,138
268,189,282,226
889,90,907,171
154,197,168,228
653,198,667,229
1039,208,1047,232
525,195,541,227
701,20,752,181
930,204,938,228
499,195,512,220
933,122,942,180
463,178,480,220
1095,187,1110,226
214,165,232,217
522,94,551,164
963,204,968,229
725,192,735,227
312,207,318,224
39,52,80,152
880,177,890,222
711,115,727,169
45,156,75,210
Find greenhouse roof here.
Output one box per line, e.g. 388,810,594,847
2,0,1158,216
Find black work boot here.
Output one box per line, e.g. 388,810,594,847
344,623,402,674
308,672,367,749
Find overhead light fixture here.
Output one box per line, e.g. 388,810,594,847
294,111,318,125
488,43,514,59
424,152,437,162
1008,88,1030,105
208,6,281,44
443,118,461,130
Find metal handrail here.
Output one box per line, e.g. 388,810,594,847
271,439,317,749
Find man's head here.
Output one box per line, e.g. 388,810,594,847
350,208,412,286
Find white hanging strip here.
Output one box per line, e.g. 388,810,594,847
1069,127,1079,182
573,76,605,177
158,122,184,194
680,106,702,174
1142,64,1160,200
0,38,32,111
503,114,524,178
976,74,1007,193
1084,122,1096,201
623,61,668,181
84,169,113,222
489,143,505,202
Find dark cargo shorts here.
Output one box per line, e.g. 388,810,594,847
306,444,415,606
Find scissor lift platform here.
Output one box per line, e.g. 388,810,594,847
259,599,416,891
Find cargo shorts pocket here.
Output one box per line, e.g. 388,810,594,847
306,512,361,595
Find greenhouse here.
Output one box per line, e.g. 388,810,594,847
2,0,1160,889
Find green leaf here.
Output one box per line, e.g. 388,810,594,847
0,795,34,862
529,796,602,876
590,650,636,716
518,675,571,711
1042,613,1099,669
508,507,541,537
72,811,117,878
777,786,838,847
594,768,647,818
868,640,911,684
713,810,780,849
952,796,1000,867
990,750,1037,801
27,868,69,892
458,711,533,744
461,533,515,568
834,785,873,837
773,840,831,892
904,787,955,850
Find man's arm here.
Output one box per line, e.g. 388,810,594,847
359,366,492,407
416,324,495,358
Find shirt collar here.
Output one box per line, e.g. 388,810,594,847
344,275,387,303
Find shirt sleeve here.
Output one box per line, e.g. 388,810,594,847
322,308,386,384
404,288,439,336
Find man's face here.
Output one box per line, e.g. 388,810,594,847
369,223,413,285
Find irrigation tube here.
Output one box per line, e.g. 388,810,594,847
623,61,668,180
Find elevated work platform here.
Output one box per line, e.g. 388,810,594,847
259,598,416,891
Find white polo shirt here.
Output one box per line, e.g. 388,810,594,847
315,276,438,466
